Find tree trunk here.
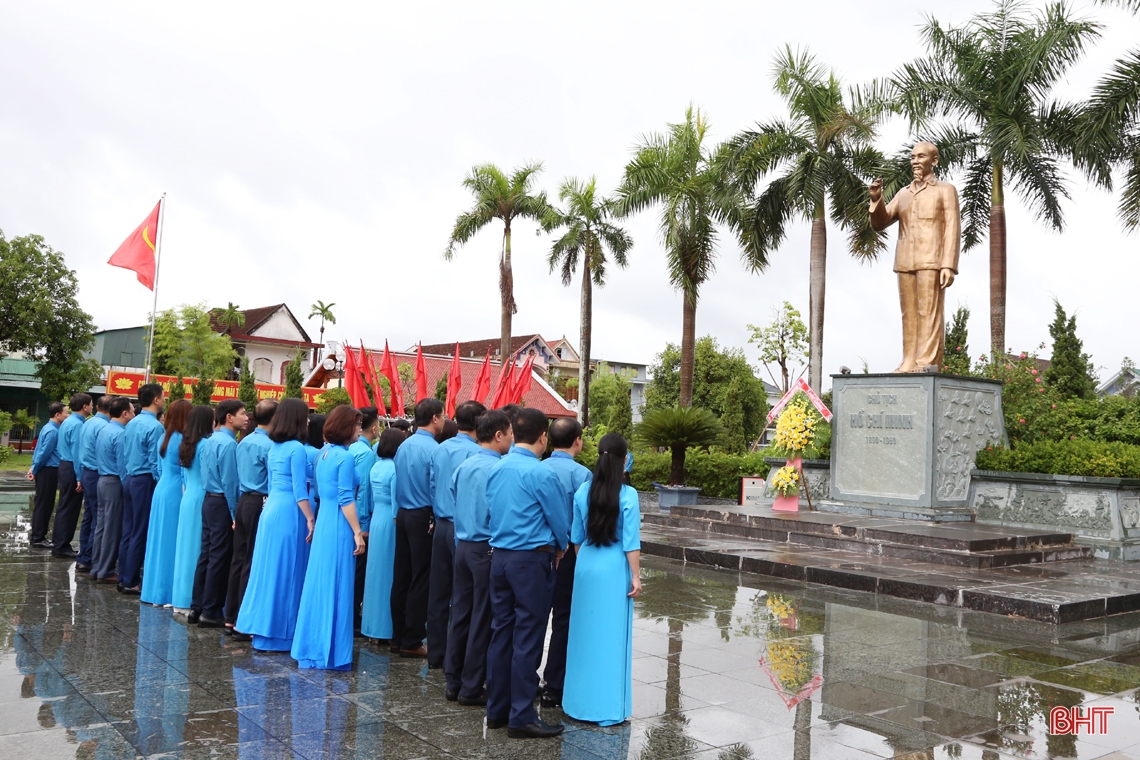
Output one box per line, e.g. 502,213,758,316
989,160,1007,357
669,446,685,486
579,248,593,426
807,205,827,393
500,223,515,373
679,291,697,407
666,618,683,715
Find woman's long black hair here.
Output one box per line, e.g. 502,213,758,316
179,405,216,468
586,432,628,547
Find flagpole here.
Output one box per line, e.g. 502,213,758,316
143,193,167,384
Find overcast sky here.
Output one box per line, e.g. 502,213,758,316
1,0,1136,388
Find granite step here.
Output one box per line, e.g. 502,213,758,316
639,522,1140,625
644,505,1091,569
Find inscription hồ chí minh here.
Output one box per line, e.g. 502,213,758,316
850,411,915,430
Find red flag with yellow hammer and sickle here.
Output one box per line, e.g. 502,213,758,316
108,201,161,290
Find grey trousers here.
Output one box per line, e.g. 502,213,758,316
91,475,126,580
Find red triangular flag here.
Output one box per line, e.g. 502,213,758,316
511,353,535,404
361,342,386,417
380,341,404,417
470,347,492,404
342,342,369,408
490,356,516,409
108,200,161,290
445,343,463,418
415,343,429,403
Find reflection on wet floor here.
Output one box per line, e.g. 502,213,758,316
7,493,1140,757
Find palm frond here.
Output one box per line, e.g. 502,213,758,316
958,156,995,251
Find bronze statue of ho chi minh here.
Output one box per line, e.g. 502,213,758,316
868,141,961,373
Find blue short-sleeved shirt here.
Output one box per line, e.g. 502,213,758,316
431,432,481,521
201,428,240,517
30,420,62,474
394,429,437,511
237,428,273,495
453,448,501,543
57,413,86,464
124,410,165,479
95,419,129,479
78,413,109,472
487,448,570,552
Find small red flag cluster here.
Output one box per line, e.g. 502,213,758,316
339,342,535,417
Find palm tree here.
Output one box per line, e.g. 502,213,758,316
892,1,1101,355
216,302,245,335
634,405,724,486
616,106,762,407
11,409,38,452
445,163,551,366
722,47,887,393
543,177,633,426
308,300,336,359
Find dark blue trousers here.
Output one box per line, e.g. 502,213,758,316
192,495,233,620
52,460,83,553
120,474,156,588
486,548,557,728
92,475,126,580
77,468,100,565
445,540,492,698
542,544,577,696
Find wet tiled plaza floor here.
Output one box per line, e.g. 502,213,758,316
9,493,1140,757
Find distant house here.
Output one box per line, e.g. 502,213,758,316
594,359,650,422
208,304,320,383
1098,367,1140,398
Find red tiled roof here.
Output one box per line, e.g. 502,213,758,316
417,335,546,360
308,349,576,418
208,304,317,347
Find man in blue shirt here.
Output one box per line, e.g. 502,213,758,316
118,383,166,594
348,406,380,635
51,393,92,559
75,395,111,571
226,399,277,634
91,397,134,582
444,408,510,706
539,417,592,708
485,408,569,739
427,400,485,670
192,399,247,628
28,402,68,549
391,398,446,658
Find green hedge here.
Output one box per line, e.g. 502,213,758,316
579,448,772,499
974,439,1140,479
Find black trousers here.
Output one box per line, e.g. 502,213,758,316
52,461,83,553
445,539,492,698
193,495,234,620
226,492,265,625
391,506,433,651
354,535,369,633
426,517,455,667
541,544,577,696
31,466,59,543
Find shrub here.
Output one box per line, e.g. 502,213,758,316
975,440,1140,479
315,387,351,414
634,406,724,486
580,447,772,499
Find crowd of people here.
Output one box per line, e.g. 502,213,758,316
26,385,642,736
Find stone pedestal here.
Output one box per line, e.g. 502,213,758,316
823,373,1006,522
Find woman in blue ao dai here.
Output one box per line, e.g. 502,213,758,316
141,399,191,606
360,428,406,641
236,399,317,651
304,413,326,511
170,406,215,613
291,406,366,671
562,433,642,726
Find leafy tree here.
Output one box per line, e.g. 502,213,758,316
543,176,633,426
608,386,633,441
720,377,747,454
893,1,1101,354
634,406,725,486
748,301,809,394
216,302,245,334
0,231,100,398
169,376,187,402
11,409,38,449
150,303,235,384
308,301,336,357
238,356,258,407
315,386,351,414
445,163,551,365
615,106,762,407
943,305,972,376
435,372,448,403
1045,299,1096,400
397,363,415,413
285,350,305,399
192,379,215,406
645,336,770,443
588,364,630,428
724,47,887,392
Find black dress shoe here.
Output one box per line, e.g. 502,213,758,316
458,694,487,707
187,610,201,625
445,689,458,702
540,691,562,708
428,662,443,670
75,563,91,573
486,717,508,730
197,616,225,628
508,719,564,739
231,632,252,642
31,540,53,549
119,585,141,596
52,549,77,559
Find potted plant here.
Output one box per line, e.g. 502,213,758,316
634,405,724,510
